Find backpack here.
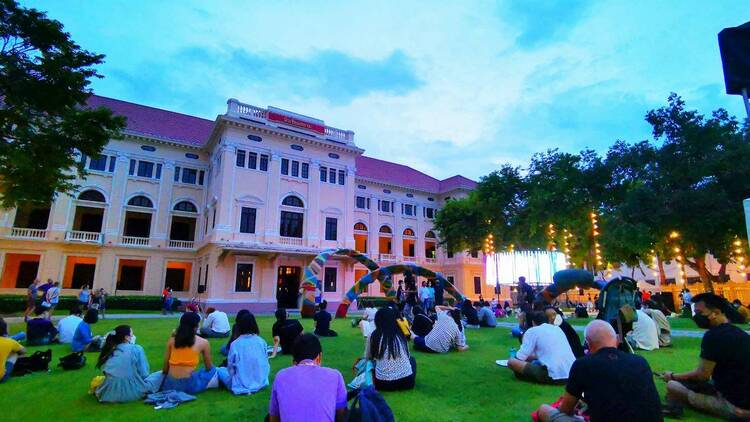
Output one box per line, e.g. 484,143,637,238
11,349,52,376
58,352,86,370
348,385,395,422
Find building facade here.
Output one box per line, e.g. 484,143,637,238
0,96,488,311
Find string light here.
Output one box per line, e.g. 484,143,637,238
591,211,602,269
562,228,572,267
730,237,748,277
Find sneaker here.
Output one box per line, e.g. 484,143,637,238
661,402,684,419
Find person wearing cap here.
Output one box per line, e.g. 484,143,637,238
661,293,750,419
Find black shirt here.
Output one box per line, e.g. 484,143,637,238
313,311,332,335
519,283,535,305
559,321,585,358
412,314,434,337
272,319,303,354
26,318,58,343
700,323,750,409
462,304,480,325
433,284,444,306
566,347,662,422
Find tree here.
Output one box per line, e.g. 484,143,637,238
0,0,124,208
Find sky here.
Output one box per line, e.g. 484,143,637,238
24,0,748,180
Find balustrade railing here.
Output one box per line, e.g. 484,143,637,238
9,228,47,239
121,236,150,247
66,231,103,244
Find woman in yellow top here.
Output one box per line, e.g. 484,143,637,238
151,312,218,394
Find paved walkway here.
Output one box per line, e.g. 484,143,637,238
494,322,750,338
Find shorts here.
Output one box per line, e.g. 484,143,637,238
544,409,585,422
684,383,750,420
515,361,563,385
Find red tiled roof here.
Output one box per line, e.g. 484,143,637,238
87,94,476,191
86,95,214,146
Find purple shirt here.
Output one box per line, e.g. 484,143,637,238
269,364,347,421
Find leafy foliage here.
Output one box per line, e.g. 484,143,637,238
0,0,124,208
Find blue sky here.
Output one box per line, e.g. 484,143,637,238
25,0,747,180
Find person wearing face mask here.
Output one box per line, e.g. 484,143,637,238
661,293,750,420
94,325,158,403
543,307,584,358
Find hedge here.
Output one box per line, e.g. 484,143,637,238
0,295,181,314
355,296,455,309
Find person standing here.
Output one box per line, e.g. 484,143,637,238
43,282,61,315
78,285,91,310
661,293,750,419
433,278,444,307
92,288,108,319
162,287,174,315
24,279,40,318
517,276,535,306
536,320,663,422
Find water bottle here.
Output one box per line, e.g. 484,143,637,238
509,347,517,359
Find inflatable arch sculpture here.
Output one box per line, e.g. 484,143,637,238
300,248,382,318
335,263,467,318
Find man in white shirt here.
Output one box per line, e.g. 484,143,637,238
508,311,576,384
200,307,231,338
626,307,659,351
643,300,671,347
57,306,83,344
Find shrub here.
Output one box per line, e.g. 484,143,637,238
355,296,455,309
0,295,181,314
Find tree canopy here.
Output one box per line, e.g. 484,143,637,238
433,94,750,291
0,0,124,208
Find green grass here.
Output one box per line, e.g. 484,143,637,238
1,317,722,421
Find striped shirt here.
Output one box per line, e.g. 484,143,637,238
425,312,466,353
366,336,413,381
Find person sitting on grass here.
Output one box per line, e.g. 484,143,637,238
507,311,575,385
732,299,749,323
660,293,750,420
72,309,105,352
200,307,231,338
543,306,584,358
95,325,157,403
314,300,338,337
217,312,270,395
475,301,498,328
357,307,377,338
535,320,662,422
268,334,347,422
151,312,219,394
642,300,671,347
365,307,416,391
626,303,659,351
270,309,304,358
410,306,434,337
25,306,58,346
57,306,83,344
221,309,251,356
412,305,468,353
0,318,25,384
461,299,480,327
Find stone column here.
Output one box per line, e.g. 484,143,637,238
264,153,282,244
104,154,131,244
152,160,175,247
308,160,321,248
343,165,356,249
393,200,403,257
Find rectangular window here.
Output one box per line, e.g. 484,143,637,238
473,276,482,294
281,158,289,175
235,263,253,292
259,154,269,171
301,162,309,179
137,161,154,178
174,166,181,182
291,160,299,177
403,204,414,216
325,217,337,241
279,211,304,238
198,170,205,185
324,267,337,293
248,152,257,169
240,207,256,234
338,170,345,185
128,159,136,175
182,168,197,184
320,166,328,182
236,150,246,167
155,163,162,179
89,155,107,171
329,168,336,184
425,207,435,219
356,196,367,209
108,156,116,172
380,201,391,213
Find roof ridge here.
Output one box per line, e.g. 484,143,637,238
358,155,440,182
90,94,214,123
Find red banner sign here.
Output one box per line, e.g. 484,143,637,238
268,111,325,135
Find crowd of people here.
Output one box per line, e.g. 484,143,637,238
1,273,750,421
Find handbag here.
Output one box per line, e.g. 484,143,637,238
12,349,52,376
58,352,86,370
348,385,395,422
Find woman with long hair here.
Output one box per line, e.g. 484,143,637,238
151,312,218,394
217,312,270,395
94,325,156,402
366,307,416,391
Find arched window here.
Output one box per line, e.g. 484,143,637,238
403,228,415,236
282,195,304,207
78,189,105,202
173,201,197,213
425,230,436,239
379,225,392,234
354,222,368,231
128,195,153,208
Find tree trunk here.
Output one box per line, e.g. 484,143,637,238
690,256,715,293
657,257,667,286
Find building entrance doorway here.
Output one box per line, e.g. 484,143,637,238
277,266,301,309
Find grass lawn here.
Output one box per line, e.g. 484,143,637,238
1,316,723,421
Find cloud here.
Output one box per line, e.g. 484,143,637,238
502,0,592,48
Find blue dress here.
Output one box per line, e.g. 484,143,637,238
218,334,270,394
96,344,157,402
